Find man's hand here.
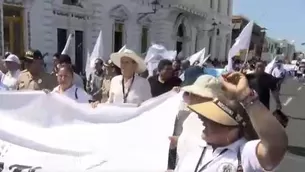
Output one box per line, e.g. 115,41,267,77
168,136,179,149
276,103,282,110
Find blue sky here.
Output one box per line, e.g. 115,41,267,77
233,0,305,51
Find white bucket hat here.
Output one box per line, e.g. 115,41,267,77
110,49,146,73
4,54,20,64
182,75,223,99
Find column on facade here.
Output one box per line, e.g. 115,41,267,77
153,10,175,51
196,29,208,56
210,29,217,60
0,0,3,55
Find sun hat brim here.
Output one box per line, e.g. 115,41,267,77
182,85,218,99
188,100,238,126
110,52,146,73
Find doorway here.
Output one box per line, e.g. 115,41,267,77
3,5,24,57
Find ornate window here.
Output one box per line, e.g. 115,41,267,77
109,5,129,52
63,0,83,7
113,21,124,52
217,0,221,13
141,27,149,53
210,0,214,9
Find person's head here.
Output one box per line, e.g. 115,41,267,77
181,60,190,70
4,54,20,71
172,59,181,70
94,59,103,71
24,50,44,74
57,54,72,69
188,96,258,146
182,66,204,86
110,49,146,77
158,59,173,80
273,110,288,128
57,65,74,89
182,75,223,105
254,61,265,74
53,53,60,71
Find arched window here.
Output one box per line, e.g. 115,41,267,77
177,24,185,37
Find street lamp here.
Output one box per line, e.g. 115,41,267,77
139,0,168,14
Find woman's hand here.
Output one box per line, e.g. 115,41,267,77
42,89,51,94
91,101,100,108
168,136,179,149
220,72,251,101
172,87,180,93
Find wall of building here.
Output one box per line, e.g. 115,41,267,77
0,0,232,71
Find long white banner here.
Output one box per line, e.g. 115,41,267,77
0,91,181,171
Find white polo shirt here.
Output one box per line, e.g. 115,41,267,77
1,70,20,90
107,75,151,105
177,112,204,159
52,85,91,103
175,138,268,172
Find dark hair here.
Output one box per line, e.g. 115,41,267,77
58,64,74,76
173,59,181,64
58,54,72,64
273,110,288,128
157,59,172,71
4,52,11,59
53,53,60,59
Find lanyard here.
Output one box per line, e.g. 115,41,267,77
122,75,135,103
194,147,228,172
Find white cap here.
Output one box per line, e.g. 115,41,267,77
4,54,20,64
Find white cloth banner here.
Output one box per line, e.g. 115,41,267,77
0,91,181,171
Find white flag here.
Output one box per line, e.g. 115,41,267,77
61,34,74,55
89,30,104,68
227,21,254,71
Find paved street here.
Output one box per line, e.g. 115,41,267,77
270,77,305,171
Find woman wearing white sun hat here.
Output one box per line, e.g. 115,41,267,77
106,48,151,105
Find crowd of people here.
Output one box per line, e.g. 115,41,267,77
0,48,290,171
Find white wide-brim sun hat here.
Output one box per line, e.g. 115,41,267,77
110,49,146,73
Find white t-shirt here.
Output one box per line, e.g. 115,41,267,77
177,112,204,159
73,72,84,89
1,70,20,90
52,85,91,103
107,75,151,105
271,67,285,78
175,138,269,172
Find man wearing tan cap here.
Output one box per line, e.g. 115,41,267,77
16,50,57,90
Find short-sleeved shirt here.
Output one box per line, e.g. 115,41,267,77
246,73,278,109
17,70,57,91
107,75,152,105
148,75,182,97
175,138,268,172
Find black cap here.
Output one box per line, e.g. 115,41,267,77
24,50,43,61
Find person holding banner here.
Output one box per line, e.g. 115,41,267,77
106,49,151,105
52,65,91,103
175,72,287,172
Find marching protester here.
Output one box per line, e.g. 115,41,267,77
148,59,182,97
50,52,60,76
168,66,205,170
57,54,84,89
172,59,182,77
52,65,91,103
271,60,286,90
16,50,57,91
1,54,21,90
106,49,151,105
246,61,282,110
175,72,288,172
86,58,104,101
